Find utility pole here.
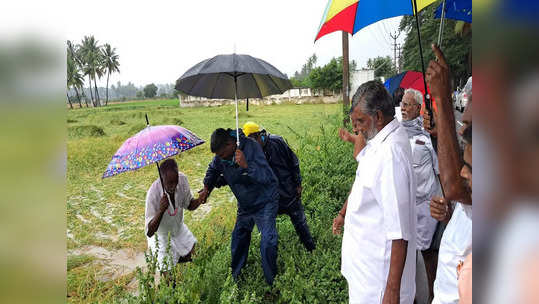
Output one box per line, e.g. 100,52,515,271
389,31,401,73
342,31,350,125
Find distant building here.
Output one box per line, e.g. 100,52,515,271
350,69,375,96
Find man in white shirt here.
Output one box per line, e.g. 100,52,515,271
401,88,441,302
333,80,416,304
145,159,203,277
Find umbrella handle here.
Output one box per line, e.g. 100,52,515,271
165,191,173,210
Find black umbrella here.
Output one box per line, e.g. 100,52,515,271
175,53,292,145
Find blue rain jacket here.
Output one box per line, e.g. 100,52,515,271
262,134,302,208
203,130,279,213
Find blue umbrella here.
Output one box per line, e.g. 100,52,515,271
435,0,472,23
435,0,471,46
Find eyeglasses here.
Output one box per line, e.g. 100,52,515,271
400,102,418,108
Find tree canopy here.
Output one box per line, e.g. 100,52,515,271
143,83,158,98
366,56,396,80
399,4,471,88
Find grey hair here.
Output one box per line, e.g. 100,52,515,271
404,88,424,106
350,80,395,118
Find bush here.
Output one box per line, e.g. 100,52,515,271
68,125,106,139
110,119,126,126
128,114,356,303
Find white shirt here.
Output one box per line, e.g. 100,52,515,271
409,132,441,250
342,119,417,304
432,203,472,304
145,172,197,271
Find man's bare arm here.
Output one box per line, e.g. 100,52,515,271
427,44,471,204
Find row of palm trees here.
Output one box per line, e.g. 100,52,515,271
67,35,120,108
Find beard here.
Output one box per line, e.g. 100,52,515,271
362,121,379,141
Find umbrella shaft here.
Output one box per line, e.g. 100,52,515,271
234,76,239,146
412,0,430,106
437,0,447,46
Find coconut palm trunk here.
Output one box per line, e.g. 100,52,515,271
73,87,83,108
105,72,110,106
94,77,101,106
67,92,73,109
87,75,95,107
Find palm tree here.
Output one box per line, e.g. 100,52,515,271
101,44,120,106
80,36,100,106
93,54,104,106
67,40,86,108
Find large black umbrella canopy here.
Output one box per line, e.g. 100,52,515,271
175,54,292,99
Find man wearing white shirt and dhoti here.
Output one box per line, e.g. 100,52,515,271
145,158,203,277
333,81,416,304
400,88,442,303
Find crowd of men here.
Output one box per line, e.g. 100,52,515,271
332,44,472,304
142,44,472,303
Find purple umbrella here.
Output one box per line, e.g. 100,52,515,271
103,115,205,179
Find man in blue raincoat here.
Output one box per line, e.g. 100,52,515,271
243,122,315,251
199,128,279,285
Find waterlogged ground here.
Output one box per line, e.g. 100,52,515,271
66,99,341,303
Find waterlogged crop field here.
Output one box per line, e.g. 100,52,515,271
67,99,356,303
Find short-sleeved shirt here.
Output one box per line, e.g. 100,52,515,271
145,172,196,270
341,119,417,304
432,203,472,304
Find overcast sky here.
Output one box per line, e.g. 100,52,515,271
5,0,405,88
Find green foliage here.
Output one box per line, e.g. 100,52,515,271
290,54,318,87
143,83,158,98
68,125,106,139
308,57,357,93
399,3,471,87
67,255,94,271
110,118,126,126
366,56,396,80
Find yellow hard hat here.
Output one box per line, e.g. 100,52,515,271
242,121,260,137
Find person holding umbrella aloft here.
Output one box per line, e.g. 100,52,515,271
175,53,293,286
102,117,206,281
199,128,280,285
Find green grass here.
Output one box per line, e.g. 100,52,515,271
67,99,344,303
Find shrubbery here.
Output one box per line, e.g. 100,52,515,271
68,125,106,139
127,114,357,303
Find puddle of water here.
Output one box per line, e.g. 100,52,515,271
71,245,147,281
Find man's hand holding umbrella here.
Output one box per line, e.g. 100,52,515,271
234,149,248,169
